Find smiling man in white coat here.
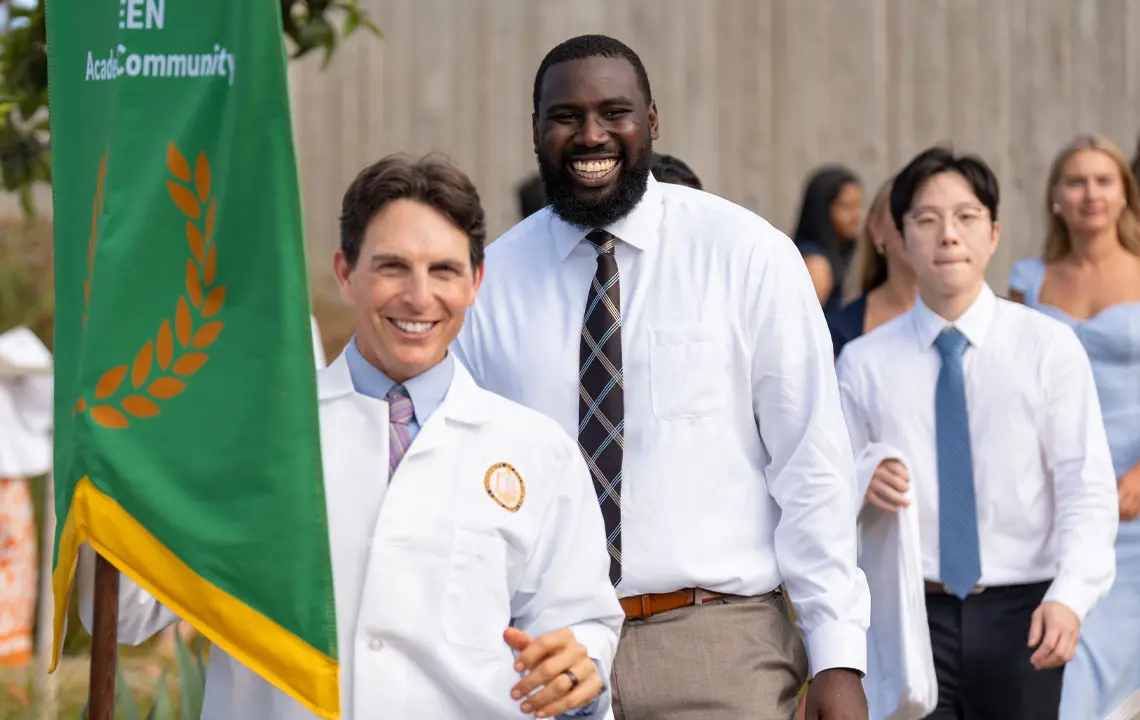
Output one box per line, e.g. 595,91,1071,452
76,153,623,719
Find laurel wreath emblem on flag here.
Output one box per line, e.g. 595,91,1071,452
76,141,226,429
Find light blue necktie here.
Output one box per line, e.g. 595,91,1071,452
386,385,414,480
934,328,982,599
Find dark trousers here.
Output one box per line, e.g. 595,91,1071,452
924,580,1063,720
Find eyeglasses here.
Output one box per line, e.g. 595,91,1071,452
903,207,989,235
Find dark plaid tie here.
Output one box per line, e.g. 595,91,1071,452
579,229,624,587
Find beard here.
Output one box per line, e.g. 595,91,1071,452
538,140,652,230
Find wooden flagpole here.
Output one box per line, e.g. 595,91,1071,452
87,554,119,719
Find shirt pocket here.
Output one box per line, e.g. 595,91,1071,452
443,527,512,653
649,325,730,420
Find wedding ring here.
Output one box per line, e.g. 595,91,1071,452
563,670,580,689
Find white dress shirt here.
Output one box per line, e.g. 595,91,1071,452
836,285,1118,620
453,176,870,675
77,356,623,719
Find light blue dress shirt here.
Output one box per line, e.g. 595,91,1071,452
344,336,453,441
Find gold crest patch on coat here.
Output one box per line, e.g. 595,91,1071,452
484,462,525,512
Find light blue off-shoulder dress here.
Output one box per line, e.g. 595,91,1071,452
1009,257,1140,720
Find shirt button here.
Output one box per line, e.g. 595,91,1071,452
368,638,382,651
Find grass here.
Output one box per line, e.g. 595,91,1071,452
0,652,181,720
1,472,187,720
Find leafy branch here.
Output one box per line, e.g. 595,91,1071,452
281,0,382,66
0,0,381,217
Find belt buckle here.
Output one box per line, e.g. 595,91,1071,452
694,588,718,604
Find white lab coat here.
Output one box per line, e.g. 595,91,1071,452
0,327,53,477
855,443,937,720
78,353,622,719
311,315,327,369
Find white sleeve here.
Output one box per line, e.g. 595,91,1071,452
1039,327,1119,620
76,542,181,645
509,436,623,715
451,296,487,387
747,233,870,676
836,353,877,504
836,353,911,510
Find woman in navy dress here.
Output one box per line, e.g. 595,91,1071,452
1009,134,1140,720
793,165,864,314
826,177,916,358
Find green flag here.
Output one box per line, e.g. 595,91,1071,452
46,1,339,716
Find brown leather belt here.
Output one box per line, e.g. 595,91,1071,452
924,580,986,596
620,588,726,620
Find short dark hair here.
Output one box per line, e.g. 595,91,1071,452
516,173,547,218
890,145,999,232
339,153,486,270
651,153,702,190
532,34,652,113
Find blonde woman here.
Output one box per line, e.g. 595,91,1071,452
1008,134,1140,720
825,177,916,357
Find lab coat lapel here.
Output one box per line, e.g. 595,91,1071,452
400,360,489,463
317,351,392,516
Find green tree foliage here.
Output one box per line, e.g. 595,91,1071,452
0,0,379,216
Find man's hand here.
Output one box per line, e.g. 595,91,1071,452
505,627,601,718
803,668,867,720
1028,601,1080,670
865,459,910,513
1118,467,1140,522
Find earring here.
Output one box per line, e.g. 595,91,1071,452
1051,202,1061,215
874,244,885,256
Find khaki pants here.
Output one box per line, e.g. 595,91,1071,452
612,592,809,720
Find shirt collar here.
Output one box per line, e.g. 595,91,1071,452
911,283,997,350
551,174,665,261
345,336,454,425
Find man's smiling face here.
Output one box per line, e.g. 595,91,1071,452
533,55,659,229
334,198,483,383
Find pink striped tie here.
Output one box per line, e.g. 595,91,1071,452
387,385,414,479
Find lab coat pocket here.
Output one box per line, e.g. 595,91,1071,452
443,527,512,653
649,326,729,419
